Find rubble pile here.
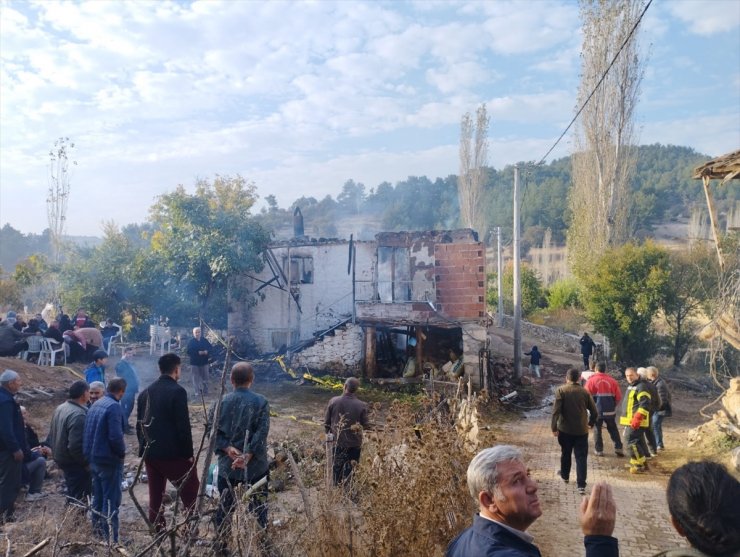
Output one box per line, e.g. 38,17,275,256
687,377,740,470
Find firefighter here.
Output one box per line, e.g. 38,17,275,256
619,367,652,474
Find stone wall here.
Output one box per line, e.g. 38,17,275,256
501,316,581,353
291,323,364,375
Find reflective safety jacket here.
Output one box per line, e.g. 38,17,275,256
619,378,651,428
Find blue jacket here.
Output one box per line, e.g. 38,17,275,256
115,359,139,394
83,393,125,466
0,386,25,454
446,515,619,557
446,515,541,557
84,363,105,385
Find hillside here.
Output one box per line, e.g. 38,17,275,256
2,144,737,271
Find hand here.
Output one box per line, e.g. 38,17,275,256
12,449,23,462
580,482,616,536
552,431,559,438
630,413,643,430
231,452,252,470
225,446,241,460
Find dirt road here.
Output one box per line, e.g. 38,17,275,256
506,409,685,556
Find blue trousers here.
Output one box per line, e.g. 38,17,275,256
91,461,123,543
120,390,137,427
652,412,666,449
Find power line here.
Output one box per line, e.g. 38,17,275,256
520,0,653,210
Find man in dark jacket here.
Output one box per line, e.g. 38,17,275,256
0,320,29,357
83,378,127,543
136,353,199,531
620,368,652,474
0,370,25,524
638,368,660,455
524,346,541,379
47,380,91,506
647,366,672,451
43,320,65,346
186,327,211,397
446,445,619,557
213,362,270,540
580,332,596,370
551,368,599,494
324,377,369,486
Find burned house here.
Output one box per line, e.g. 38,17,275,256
227,229,488,385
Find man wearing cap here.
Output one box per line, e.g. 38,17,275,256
0,370,25,524
47,380,91,507
84,351,108,385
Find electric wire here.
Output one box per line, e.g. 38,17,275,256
520,0,653,211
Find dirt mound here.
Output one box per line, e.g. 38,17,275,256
0,357,85,401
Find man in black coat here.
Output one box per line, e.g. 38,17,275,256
580,332,596,370
136,353,200,531
186,327,212,397
0,370,25,524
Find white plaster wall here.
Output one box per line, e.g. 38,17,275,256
236,242,375,353
292,323,364,374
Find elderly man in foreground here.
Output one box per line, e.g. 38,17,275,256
446,445,619,557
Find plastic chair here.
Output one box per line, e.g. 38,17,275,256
100,322,123,356
149,325,171,356
23,335,44,362
39,338,66,366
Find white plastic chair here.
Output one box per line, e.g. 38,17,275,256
100,322,123,356
23,335,44,362
39,338,66,366
149,325,171,356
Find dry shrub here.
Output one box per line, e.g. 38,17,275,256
296,392,490,557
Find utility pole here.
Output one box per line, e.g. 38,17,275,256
513,165,522,382
496,226,503,327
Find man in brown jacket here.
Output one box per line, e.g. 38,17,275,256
552,368,599,495
324,377,369,486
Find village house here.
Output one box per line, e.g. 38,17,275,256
228,228,489,386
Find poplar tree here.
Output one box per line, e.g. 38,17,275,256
567,0,645,280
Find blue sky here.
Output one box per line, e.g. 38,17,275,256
1,0,739,237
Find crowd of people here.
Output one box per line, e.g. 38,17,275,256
0,308,121,364
0,316,737,556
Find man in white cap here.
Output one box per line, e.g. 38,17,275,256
0,370,25,524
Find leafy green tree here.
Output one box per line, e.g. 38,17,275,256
583,242,671,364
149,175,270,313
487,263,545,317
661,246,716,366
337,179,366,214
60,223,139,323
547,278,582,310
0,267,22,308
13,255,49,287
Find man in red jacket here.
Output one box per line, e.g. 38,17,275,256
584,363,624,457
